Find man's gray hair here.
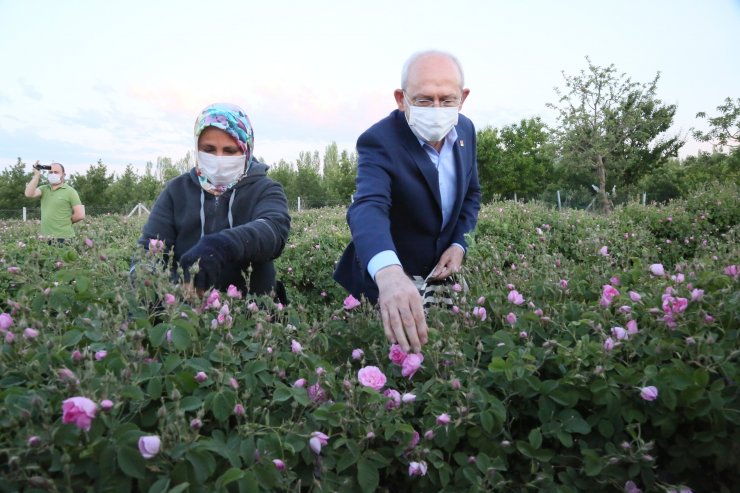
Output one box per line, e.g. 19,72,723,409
401,50,465,91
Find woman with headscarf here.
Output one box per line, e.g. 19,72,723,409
137,102,290,298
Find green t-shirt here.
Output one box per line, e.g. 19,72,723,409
39,183,82,238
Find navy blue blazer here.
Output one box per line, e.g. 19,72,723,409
334,109,481,303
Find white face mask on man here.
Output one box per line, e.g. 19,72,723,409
47,173,62,185
405,96,459,143
197,152,247,186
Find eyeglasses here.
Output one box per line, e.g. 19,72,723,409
405,92,461,108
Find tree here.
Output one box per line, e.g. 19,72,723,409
295,151,326,208
106,164,140,212
268,159,297,203
693,97,740,151
548,57,682,212
70,160,114,210
0,158,34,210
476,118,554,202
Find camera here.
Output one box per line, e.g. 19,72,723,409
33,164,52,171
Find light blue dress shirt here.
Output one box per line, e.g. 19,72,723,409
368,127,463,280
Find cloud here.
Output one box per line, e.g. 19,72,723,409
18,79,43,101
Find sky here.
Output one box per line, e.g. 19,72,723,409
1,0,739,177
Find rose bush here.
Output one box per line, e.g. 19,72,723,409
0,185,737,492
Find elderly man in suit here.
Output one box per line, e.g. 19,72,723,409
334,50,481,353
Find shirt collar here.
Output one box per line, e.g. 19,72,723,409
414,126,459,151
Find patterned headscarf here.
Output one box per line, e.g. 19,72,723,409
194,103,254,193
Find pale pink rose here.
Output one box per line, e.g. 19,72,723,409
611,327,628,340
273,459,285,471
309,431,329,454
473,306,487,321
383,388,401,409
662,296,688,314
506,283,515,290
649,263,665,277
23,328,40,339
639,386,659,401
226,284,242,299
451,283,462,292
315,367,326,376
308,383,328,403
7,266,21,274
343,294,361,310
690,289,704,301
351,348,364,360
401,392,416,404
618,305,631,314
58,368,77,382
233,404,246,416
85,238,94,247
452,305,460,314
190,418,202,430
519,331,528,339
406,430,420,450
293,378,306,388
366,431,375,439
71,349,83,362
148,239,164,253
138,435,161,459
358,366,387,391
559,279,568,289
95,350,107,361
671,273,685,283
230,377,239,389
505,312,517,326
450,378,461,390
5,332,14,344
401,353,424,379
626,320,638,335
408,461,428,477
610,276,620,286
424,429,435,440
600,284,620,307
388,344,407,366
100,399,114,411
599,246,609,256
436,413,451,425
164,293,176,305
603,337,615,351
507,290,525,305
62,396,97,431
195,371,207,383
534,308,543,317
476,296,486,305
291,340,302,353
629,291,642,302
724,264,738,280
0,313,13,331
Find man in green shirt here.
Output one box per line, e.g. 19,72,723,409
25,161,85,239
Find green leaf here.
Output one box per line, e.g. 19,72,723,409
480,410,493,433
357,458,379,493
215,468,244,489
558,409,591,434
148,324,169,347
147,478,170,493
166,484,190,493
583,452,602,476
238,470,259,493
179,396,203,412
171,326,192,350
211,390,236,422
117,446,146,479
186,449,216,482
528,428,542,449
61,329,84,347
272,384,293,403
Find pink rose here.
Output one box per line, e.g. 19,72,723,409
273,459,285,471
148,238,164,253
230,377,239,389
473,306,487,321
451,283,462,292
610,276,620,286
388,344,408,366
406,430,420,450
450,378,461,390
100,399,114,411
507,290,525,305
476,296,486,305
383,388,401,409
626,319,638,335
351,348,364,360
401,392,416,404
23,328,40,339
724,264,738,280
603,337,616,351
309,431,329,454
343,294,361,310
62,396,97,431
559,279,568,289
95,350,107,361
358,366,387,391
233,403,246,416
649,264,665,277
599,246,609,256
639,386,659,401
401,353,424,379
436,413,451,425
690,289,704,301
138,435,161,459
0,313,13,331
408,461,428,477
195,371,208,383
308,383,328,403
226,284,242,299
291,340,302,353
600,284,620,307
629,291,642,302
505,312,517,326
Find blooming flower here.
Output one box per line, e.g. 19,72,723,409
611,326,628,340
649,263,665,277
100,399,114,411
603,337,615,351
164,293,176,305
293,378,306,388
351,348,364,360
505,312,517,326
195,371,208,383
190,418,202,430
233,404,246,416
0,313,13,331
451,283,462,292
629,291,642,302
343,294,361,310
148,238,165,253
610,276,620,286
273,459,285,471
599,246,609,256
401,392,416,404
473,306,487,321
450,378,461,390
308,383,328,403
626,319,638,335
559,279,569,289
690,288,704,301
383,389,401,409
226,284,242,299
639,386,659,401
436,413,451,425
662,295,688,314
401,353,424,379
388,344,408,366
408,461,428,477
358,366,387,391
62,396,97,431
723,264,738,280
291,340,302,353
94,350,107,361
507,290,525,305
138,435,161,459
23,328,40,339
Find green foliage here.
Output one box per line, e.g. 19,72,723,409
693,96,740,151
0,158,35,211
1,183,737,492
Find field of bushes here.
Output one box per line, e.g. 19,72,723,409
0,182,738,492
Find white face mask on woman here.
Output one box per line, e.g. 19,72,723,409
47,173,62,185
196,152,247,186
405,99,459,143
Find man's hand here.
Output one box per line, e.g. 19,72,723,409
375,265,428,353
429,245,464,281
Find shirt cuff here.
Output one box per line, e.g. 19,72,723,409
452,243,466,255
368,250,401,281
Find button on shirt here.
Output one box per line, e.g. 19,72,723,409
368,127,461,280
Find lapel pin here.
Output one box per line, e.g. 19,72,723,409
459,140,464,147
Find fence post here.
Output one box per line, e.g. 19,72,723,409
556,191,562,211
23,207,27,221
297,197,302,212
642,193,646,205
514,193,518,203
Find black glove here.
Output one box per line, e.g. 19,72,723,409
179,233,239,290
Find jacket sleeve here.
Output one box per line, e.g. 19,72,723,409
220,179,291,263
450,122,481,250
346,130,398,271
